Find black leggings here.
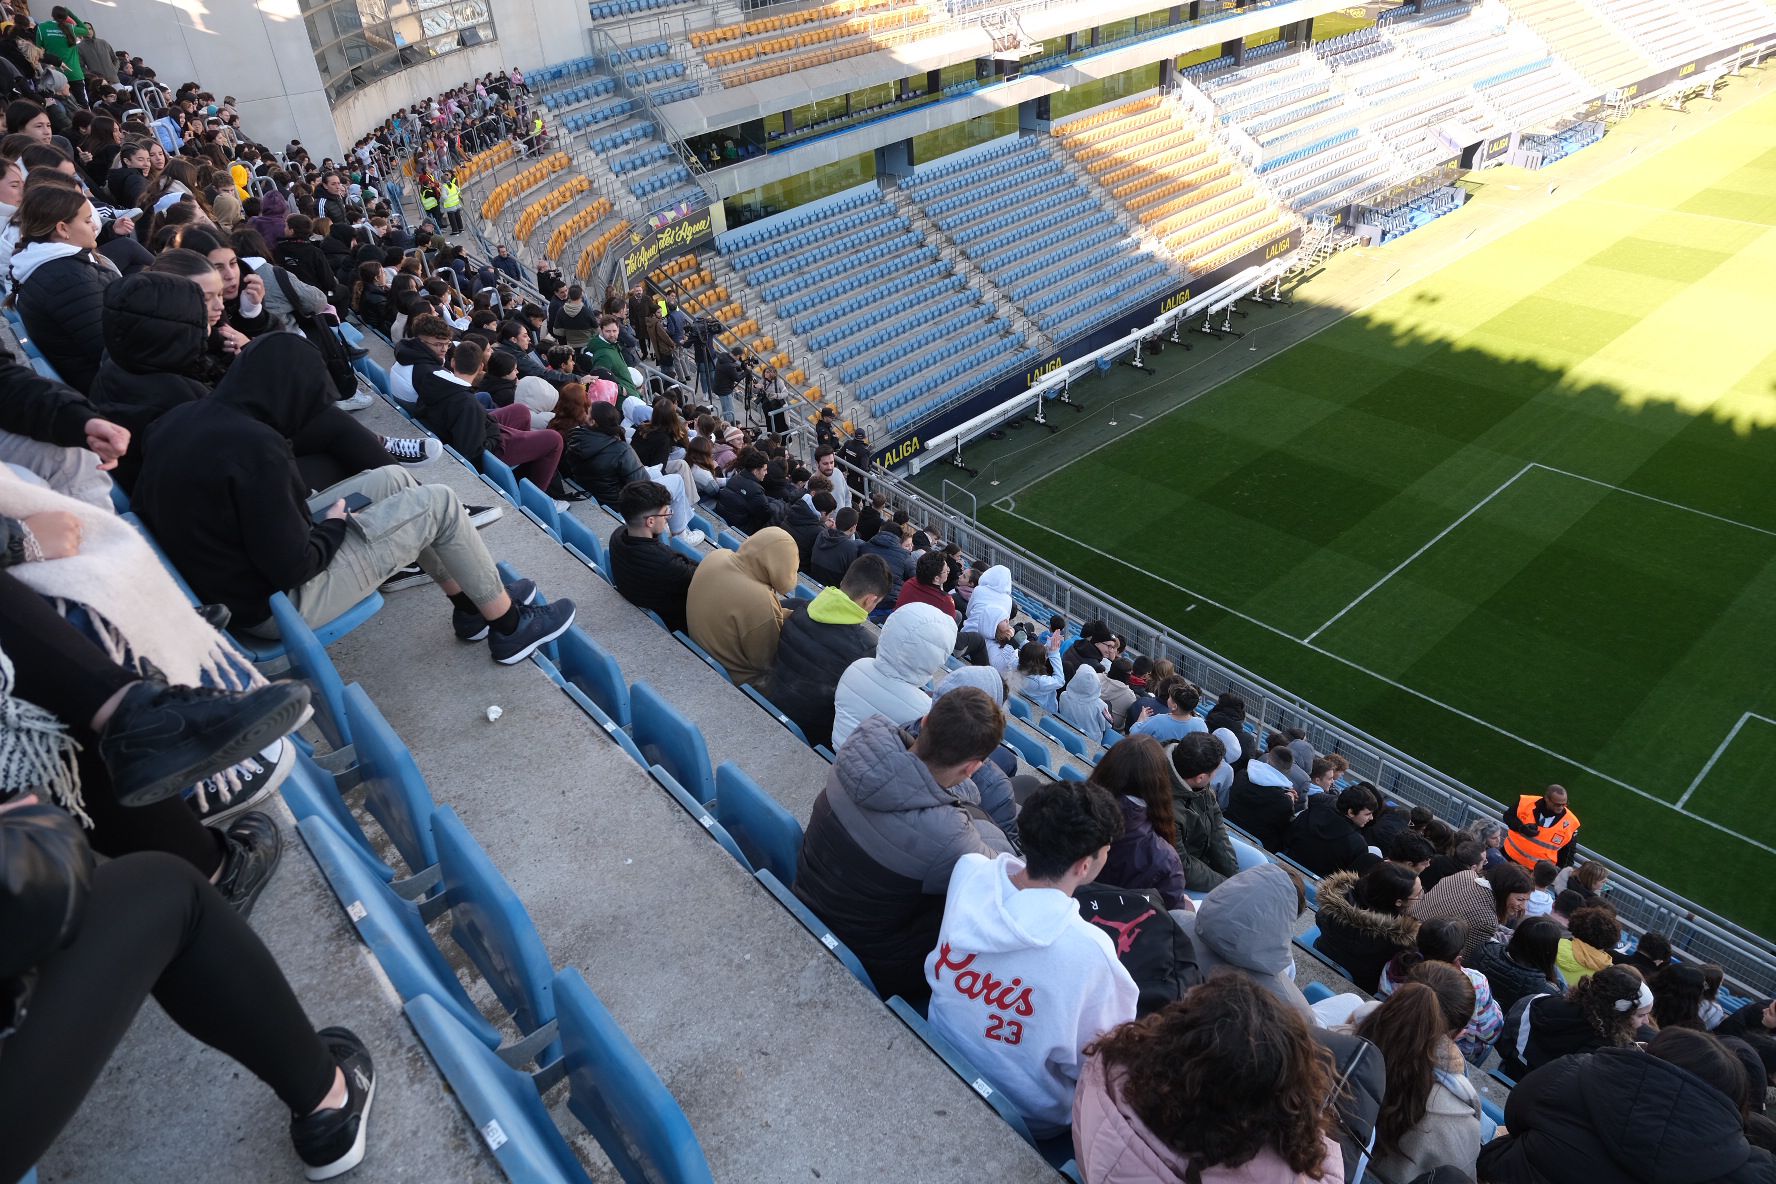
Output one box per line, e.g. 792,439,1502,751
294,405,391,493
0,853,336,1181
0,570,224,874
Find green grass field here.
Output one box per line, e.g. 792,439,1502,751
977,89,1776,935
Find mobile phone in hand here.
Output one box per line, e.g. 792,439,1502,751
312,491,372,524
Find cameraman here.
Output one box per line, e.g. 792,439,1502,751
712,346,746,424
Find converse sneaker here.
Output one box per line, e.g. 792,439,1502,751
335,390,375,412
378,563,433,592
381,435,442,464
190,738,296,827
488,598,577,665
101,680,311,809
214,810,283,917
290,1028,376,1181
465,503,502,528
452,578,537,642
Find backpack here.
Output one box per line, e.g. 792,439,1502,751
1073,882,1200,1016
269,266,357,399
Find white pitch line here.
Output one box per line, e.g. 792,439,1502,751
1532,464,1776,540
1678,712,1776,809
994,511,1776,859
1304,463,1536,644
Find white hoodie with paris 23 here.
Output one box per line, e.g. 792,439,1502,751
925,852,1138,1137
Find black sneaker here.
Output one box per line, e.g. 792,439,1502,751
381,435,442,464
189,739,296,827
214,810,283,917
195,603,232,632
465,503,502,528
378,563,433,592
452,578,536,642
101,680,312,809
290,1027,376,1181
488,598,576,665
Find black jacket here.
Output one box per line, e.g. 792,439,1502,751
1060,637,1103,684
1311,1029,1385,1184
1498,993,1616,1080
1312,870,1417,994
1478,1047,1776,1184
274,236,339,301
14,248,117,392
107,164,148,208
561,428,645,507
759,596,877,749
493,339,570,389
317,230,356,292
714,471,775,534
859,529,913,606
1225,764,1296,853
808,527,860,587
1283,794,1379,877
481,373,517,409
0,344,99,449
608,526,698,633
133,334,349,627
1470,940,1565,1013
783,499,824,569
412,364,500,461
87,273,215,489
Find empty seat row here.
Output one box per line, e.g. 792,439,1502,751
610,142,673,176
835,302,989,382
586,118,653,155
624,61,686,88
515,176,591,240
630,165,693,200
806,276,966,348
756,234,927,302
858,321,1018,401
590,0,691,16
563,99,634,133
542,76,619,110
787,260,952,328
529,54,602,86
545,197,614,262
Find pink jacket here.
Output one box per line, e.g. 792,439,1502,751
1071,1055,1346,1184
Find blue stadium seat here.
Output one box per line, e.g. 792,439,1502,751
1037,716,1090,760
108,483,130,513
269,591,351,748
739,684,809,746
648,764,753,869
480,451,520,503
668,536,703,564
755,868,876,993
342,683,441,877
553,627,631,728
1058,765,1087,782
1303,981,1334,1005
1295,924,1354,980
559,513,614,584
672,630,732,682
1001,723,1051,772
227,588,384,669
1005,695,1033,723
1231,837,1270,874
518,478,562,540
630,681,715,805
711,762,800,886
886,995,1034,1142
279,746,432,894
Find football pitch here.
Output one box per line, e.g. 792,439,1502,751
964,86,1776,935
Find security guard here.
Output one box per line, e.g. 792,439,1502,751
1502,784,1580,870
439,174,463,234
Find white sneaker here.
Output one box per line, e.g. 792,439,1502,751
553,498,570,513
676,528,706,547
337,390,375,412
382,436,443,464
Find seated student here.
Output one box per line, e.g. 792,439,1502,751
1057,663,1115,745
1651,964,1710,1034
388,312,450,405
1072,973,1346,1183
1223,743,1299,853
11,179,118,392
1473,915,1568,1013
758,554,887,749
1284,782,1382,876
831,602,960,749
557,398,645,507
1414,860,1532,965
926,780,1137,1138
1175,861,1314,1018
684,525,798,686
808,506,862,587
1353,962,1484,1184
1497,964,1647,1081
1130,680,1206,743
608,479,699,633
783,484,833,570
133,334,575,662
1377,918,1504,1064
1162,731,1240,893
1555,905,1622,985
1525,859,1559,917
412,338,561,494
894,549,959,621
795,686,1014,1002
1421,839,1484,893
1090,735,1187,910
1315,861,1422,994
1481,1026,1776,1184
714,447,776,533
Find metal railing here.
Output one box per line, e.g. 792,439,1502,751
839,458,1776,997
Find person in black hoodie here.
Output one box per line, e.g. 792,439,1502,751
86,271,214,489
271,213,335,298
10,181,118,392
105,139,150,207
608,480,699,633
1497,964,1646,1081
560,400,646,507
859,521,913,612
714,447,776,533
1284,782,1382,877
784,488,834,570
1480,1026,1773,1184
808,506,861,587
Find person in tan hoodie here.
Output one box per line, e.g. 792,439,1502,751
685,525,797,686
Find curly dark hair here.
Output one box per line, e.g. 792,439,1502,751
1086,974,1333,1180
1568,965,1644,1046
1567,905,1621,951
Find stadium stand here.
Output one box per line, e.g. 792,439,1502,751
1498,0,1657,90
691,0,952,86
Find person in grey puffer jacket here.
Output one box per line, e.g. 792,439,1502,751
1172,861,1313,1019
1164,732,1240,893
794,688,1014,1003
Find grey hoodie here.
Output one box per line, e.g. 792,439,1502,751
1172,862,1312,1017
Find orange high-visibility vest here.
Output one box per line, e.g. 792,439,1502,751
1502,795,1580,868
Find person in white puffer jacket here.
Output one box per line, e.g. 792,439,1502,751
831,602,958,748
961,563,1014,642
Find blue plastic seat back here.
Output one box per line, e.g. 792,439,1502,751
554,967,716,1184
1038,715,1090,759
648,765,753,871
1001,723,1049,770
712,762,801,886
1303,981,1334,1005
403,995,591,1184
739,683,808,745
481,450,520,503
672,630,732,681
554,626,631,728
342,684,440,875
886,996,1035,1143
755,869,875,992
1231,837,1270,874
270,592,350,748
298,816,501,1047
518,478,562,540
432,805,559,1047
1057,765,1087,782
280,745,391,883
558,513,613,583
1006,696,1032,723
630,681,715,804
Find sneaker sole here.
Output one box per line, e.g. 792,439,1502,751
468,507,503,528
378,571,434,592
492,608,576,665
200,739,298,828
303,1074,376,1181
456,583,536,643
113,690,312,810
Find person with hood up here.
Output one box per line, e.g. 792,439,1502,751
1224,744,1299,853
246,186,289,249
830,601,960,748
684,525,798,687
11,181,117,392
809,505,862,587
1496,964,1649,1081
1090,735,1188,910
132,334,576,662
1283,783,1383,877
513,374,559,430
926,779,1137,1137
1482,1026,1773,1184
1057,663,1115,745
1314,862,1421,994
1413,860,1533,964
796,686,1014,1001
960,563,1015,652
1175,861,1313,1017
759,554,887,749
85,270,212,486
1071,973,1348,1184
1163,731,1240,894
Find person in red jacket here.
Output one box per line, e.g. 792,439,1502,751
894,549,960,621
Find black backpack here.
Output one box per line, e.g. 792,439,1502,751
1073,882,1200,1016
269,266,357,399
